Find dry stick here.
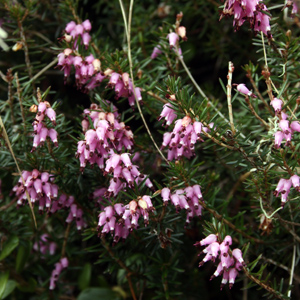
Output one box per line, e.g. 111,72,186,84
242,266,286,300
23,58,58,91
0,197,18,211
245,96,270,129
7,69,15,125
176,53,246,140
18,19,35,91
200,201,264,244
262,257,300,284
226,171,251,201
66,0,81,24
247,72,274,116
119,0,169,165
143,89,168,104
0,116,37,228
201,129,235,150
227,61,235,135
263,67,275,102
101,237,137,300
15,73,26,131
277,217,300,244
261,33,296,119
61,223,71,257
279,218,300,227
280,149,294,176
287,204,296,299
292,101,299,115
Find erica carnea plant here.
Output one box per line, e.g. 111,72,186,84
1,0,300,299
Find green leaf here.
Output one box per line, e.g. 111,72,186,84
0,236,19,261
77,288,121,300
1,280,17,299
15,242,31,273
78,263,92,291
0,272,9,299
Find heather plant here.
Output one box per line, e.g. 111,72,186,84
1,0,300,299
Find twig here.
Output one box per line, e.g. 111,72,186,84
118,0,169,165
22,58,58,91
278,218,300,227
18,19,35,91
277,216,300,243
226,171,251,201
142,89,168,104
227,61,235,135
242,266,286,300
201,129,235,150
61,223,71,257
287,203,296,298
0,197,18,211
176,50,247,140
201,201,264,244
261,33,296,119
244,96,270,129
66,0,81,24
101,237,137,300
7,69,15,125
0,116,37,228
259,197,282,220
247,70,274,116
15,73,26,131
280,149,294,176
261,256,300,284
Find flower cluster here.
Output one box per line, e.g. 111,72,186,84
160,110,212,161
76,102,134,171
57,49,102,87
195,234,245,290
161,185,203,226
151,26,186,59
57,22,143,107
13,169,58,209
104,153,153,197
64,19,92,49
77,102,153,198
97,195,154,245
30,101,58,152
49,257,69,290
158,100,177,126
12,170,85,230
274,174,300,206
220,0,272,37
270,103,300,148
33,234,57,256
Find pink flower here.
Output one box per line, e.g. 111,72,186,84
151,46,162,59
274,131,284,149
82,19,92,31
167,32,179,48
270,98,283,113
291,121,300,133
237,83,256,98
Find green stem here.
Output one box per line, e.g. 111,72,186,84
118,0,169,164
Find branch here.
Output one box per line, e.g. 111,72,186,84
227,61,235,135
118,0,169,165
244,96,270,130
101,237,137,300
201,202,264,244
